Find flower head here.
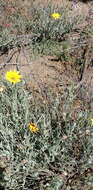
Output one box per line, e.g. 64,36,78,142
90,118,93,126
51,12,61,20
5,70,22,84
28,123,39,133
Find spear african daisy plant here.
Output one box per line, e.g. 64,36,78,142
5,70,22,84
0,72,93,190
28,123,39,133
90,118,93,126
51,12,61,20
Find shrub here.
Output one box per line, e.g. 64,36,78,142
29,3,81,42
0,75,93,190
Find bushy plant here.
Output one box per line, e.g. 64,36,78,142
29,3,81,42
0,73,93,190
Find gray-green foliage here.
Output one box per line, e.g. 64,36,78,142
30,4,80,41
0,80,93,190
0,1,83,60
0,29,14,51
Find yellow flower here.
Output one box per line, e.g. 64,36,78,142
0,86,5,92
28,123,39,133
90,118,93,126
5,70,22,84
51,12,61,20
